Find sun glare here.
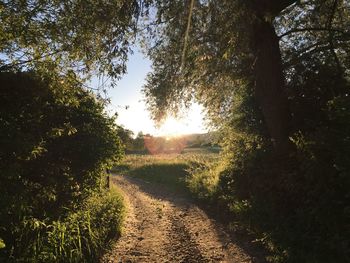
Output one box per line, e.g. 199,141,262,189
157,117,185,138
152,104,207,137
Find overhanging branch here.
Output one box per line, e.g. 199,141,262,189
278,27,350,39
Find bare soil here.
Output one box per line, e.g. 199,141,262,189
102,175,265,263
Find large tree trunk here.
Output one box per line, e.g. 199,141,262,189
252,18,292,154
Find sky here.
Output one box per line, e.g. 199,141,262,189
98,49,208,137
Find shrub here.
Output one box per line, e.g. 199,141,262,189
0,72,124,261
184,77,350,262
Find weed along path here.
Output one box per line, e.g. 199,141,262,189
102,175,261,263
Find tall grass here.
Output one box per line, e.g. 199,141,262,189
7,186,125,263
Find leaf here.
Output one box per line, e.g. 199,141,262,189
0,238,5,249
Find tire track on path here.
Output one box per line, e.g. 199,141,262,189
102,175,260,263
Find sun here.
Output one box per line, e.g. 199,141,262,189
156,117,187,138
154,106,208,137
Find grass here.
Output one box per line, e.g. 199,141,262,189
10,185,125,263
112,148,220,194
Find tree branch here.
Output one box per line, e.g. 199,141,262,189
0,50,63,72
278,27,349,39
282,34,350,69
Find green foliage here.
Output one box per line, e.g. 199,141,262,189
185,155,222,201
11,187,125,262
131,131,148,153
0,72,124,261
0,0,142,81
116,126,134,151
0,239,5,249
142,0,254,123
184,78,350,262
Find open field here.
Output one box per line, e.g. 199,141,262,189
112,148,220,193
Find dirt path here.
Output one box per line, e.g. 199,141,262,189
102,175,263,263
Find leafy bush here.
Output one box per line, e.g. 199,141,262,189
0,72,124,261
185,76,350,262
186,157,222,201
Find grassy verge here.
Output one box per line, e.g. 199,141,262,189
6,185,125,263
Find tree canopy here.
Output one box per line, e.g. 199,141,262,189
0,0,147,84
142,0,350,151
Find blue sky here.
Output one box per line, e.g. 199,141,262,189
101,49,208,137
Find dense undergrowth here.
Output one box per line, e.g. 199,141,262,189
0,72,125,262
10,187,125,262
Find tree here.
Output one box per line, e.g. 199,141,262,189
142,0,293,153
117,125,134,151
142,0,350,154
248,0,296,153
0,0,144,84
133,131,146,152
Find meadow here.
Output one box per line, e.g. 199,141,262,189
112,148,221,196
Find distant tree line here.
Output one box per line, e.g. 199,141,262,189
117,128,220,154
